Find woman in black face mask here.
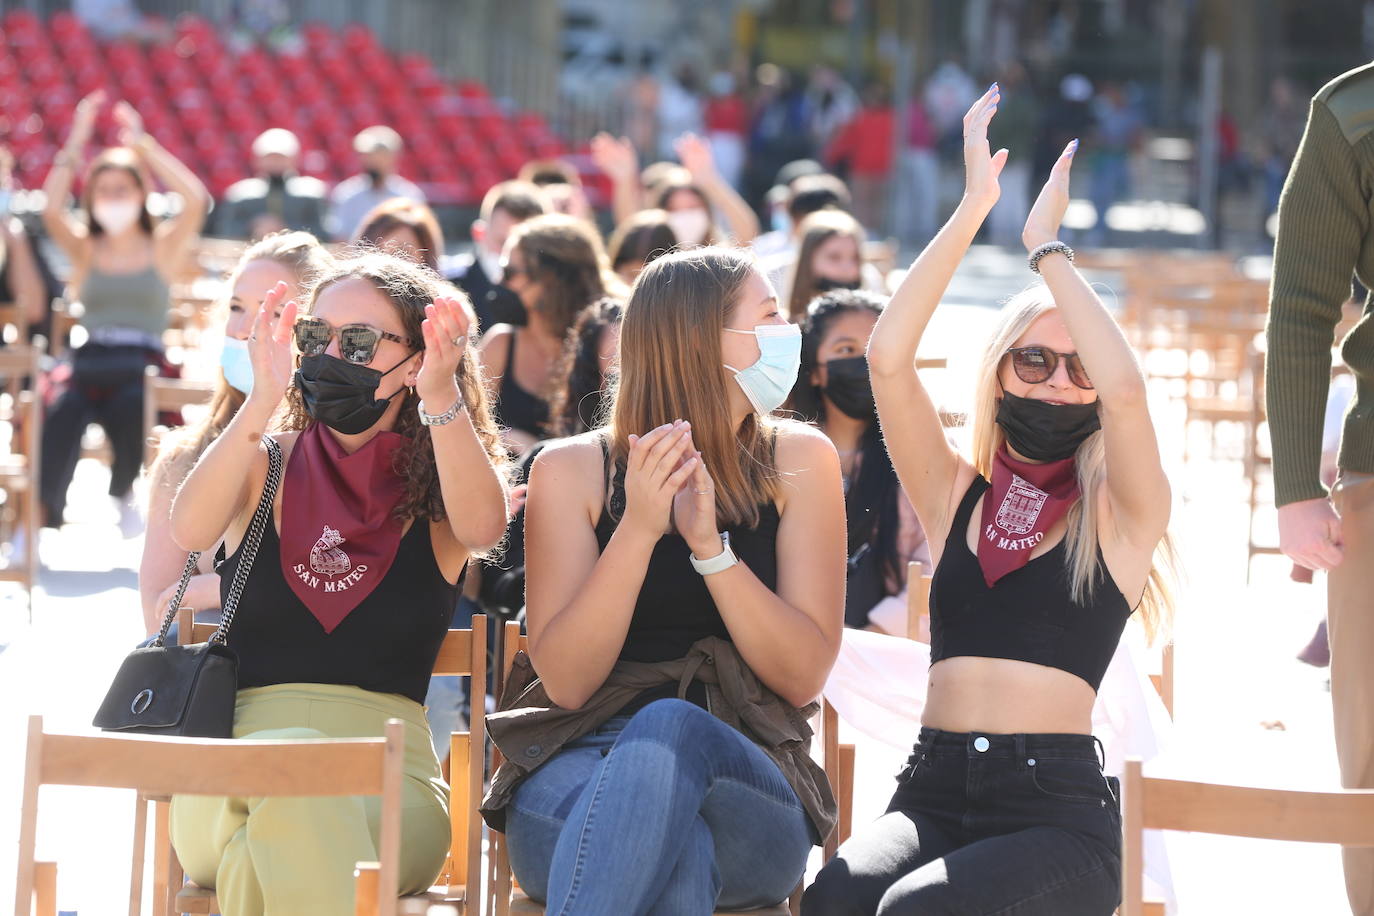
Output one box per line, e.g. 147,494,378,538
804,87,1178,916
165,251,511,914
791,289,929,633
783,208,878,321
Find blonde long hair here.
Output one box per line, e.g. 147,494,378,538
969,286,1177,643
607,247,784,529
150,231,333,487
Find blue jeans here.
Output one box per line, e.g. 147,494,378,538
506,699,812,914
803,728,1121,915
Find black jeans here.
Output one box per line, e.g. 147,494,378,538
41,345,152,520
803,728,1122,916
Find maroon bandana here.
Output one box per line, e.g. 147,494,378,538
281,422,408,633
977,446,1080,588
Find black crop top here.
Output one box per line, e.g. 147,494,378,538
220,516,460,704
928,475,1131,691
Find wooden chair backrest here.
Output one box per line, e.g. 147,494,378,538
142,370,217,467
1120,758,1374,916
183,614,488,896
906,560,932,643
16,715,404,916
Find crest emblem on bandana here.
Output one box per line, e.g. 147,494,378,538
995,475,1048,536
310,525,352,577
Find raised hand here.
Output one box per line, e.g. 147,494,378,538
1023,138,1078,251
621,420,699,539
68,90,106,150
246,281,299,409
962,84,1008,208
675,133,717,180
590,132,639,183
416,295,472,411
672,446,720,558
113,100,147,147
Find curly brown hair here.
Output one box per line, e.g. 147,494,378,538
279,250,512,523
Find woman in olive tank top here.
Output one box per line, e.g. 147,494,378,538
40,91,208,528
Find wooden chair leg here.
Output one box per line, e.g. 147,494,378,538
34,860,57,916
129,793,149,916
354,862,380,916
837,743,856,847
152,798,181,916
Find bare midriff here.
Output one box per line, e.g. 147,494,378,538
922,655,1096,735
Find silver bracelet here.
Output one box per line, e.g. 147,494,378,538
1028,241,1075,274
417,395,465,426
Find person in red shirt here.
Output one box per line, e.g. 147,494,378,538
824,83,895,233
705,71,749,190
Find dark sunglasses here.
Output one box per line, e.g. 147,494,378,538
293,316,416,365
1004,346,1094,390
500,263,524,285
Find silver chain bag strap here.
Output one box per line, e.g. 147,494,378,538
94,438,284,737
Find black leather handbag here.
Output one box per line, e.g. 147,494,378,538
93,438,283,737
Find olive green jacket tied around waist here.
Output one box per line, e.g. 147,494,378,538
478,636,837,845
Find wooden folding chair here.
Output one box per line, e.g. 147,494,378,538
16,714,405,916
487,620,843,916
0,344,41,609
157,615,488,915
1120,758,1374,916
141,370,217,467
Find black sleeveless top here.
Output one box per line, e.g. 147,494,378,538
220,516,460,704
928,475,1131,691
594,437,781,663
496,331,550,439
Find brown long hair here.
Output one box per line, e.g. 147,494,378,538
606,208,678,279
280,250,511,523
785,209,865,321
150,231,333,487
81,147,155,236
608,247,781,529
352,198,445,272
510,213,626,341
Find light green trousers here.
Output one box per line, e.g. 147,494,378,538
170,683,450,916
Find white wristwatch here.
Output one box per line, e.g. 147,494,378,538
689,532,738,576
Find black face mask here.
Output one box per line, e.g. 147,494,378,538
294,353,413,435
995,391,1101,462
823,356,875,420
814,277,862,293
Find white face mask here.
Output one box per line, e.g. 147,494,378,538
93,200,141,235
666,208,712,247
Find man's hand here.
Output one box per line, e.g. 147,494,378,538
1278,496,1344,571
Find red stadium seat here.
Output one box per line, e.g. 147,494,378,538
7,15,572,212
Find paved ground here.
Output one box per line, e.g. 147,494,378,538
0,246,1352,914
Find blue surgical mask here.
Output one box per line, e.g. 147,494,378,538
220,337,253,395
723,323,801,414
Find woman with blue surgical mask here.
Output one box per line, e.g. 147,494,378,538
488,246,845,913
137,231,331,636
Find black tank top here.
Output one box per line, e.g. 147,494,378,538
496,331,550,439
220,515,460,704
928,475,1131,691
594,436,780,714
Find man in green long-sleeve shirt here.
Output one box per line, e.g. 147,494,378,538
1267,61,1374,916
